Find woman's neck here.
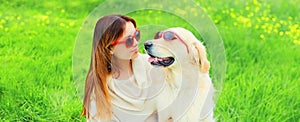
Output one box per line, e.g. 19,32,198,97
111,58,133,80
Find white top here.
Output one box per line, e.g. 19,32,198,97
88,54,159,122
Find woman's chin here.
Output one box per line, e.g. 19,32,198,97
131,52,138,59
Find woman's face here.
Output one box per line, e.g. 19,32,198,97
111,22,139,60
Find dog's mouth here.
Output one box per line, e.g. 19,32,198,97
148,53,175,67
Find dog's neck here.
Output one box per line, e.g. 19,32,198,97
167,56,198,73
164,58,202,89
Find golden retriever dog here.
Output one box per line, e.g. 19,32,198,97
144,27,215,122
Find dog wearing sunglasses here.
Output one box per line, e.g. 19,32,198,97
144,27,215,121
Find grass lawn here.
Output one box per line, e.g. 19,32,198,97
1,0,299,121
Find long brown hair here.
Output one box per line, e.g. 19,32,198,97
82,14,136,121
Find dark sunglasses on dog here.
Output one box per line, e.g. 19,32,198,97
154,31,190,53
111,29,140,48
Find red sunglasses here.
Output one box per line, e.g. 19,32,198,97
111,30,140,48
154,31,189,53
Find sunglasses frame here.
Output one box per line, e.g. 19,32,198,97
154,31,190,53
111,29,140,48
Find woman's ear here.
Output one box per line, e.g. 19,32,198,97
191,41,210,73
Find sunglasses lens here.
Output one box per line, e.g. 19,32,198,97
126,37,133,47
135,30,140,41
154,32,162,39
164,31,175,41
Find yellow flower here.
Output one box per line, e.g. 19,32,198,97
297,30,300,36
279,31,284,36
207,6,211,10
255,25,259,29
233,22,238,26
222,10,226,14
279,20,284,24
293,40,300,45
291,24,299,30
246,23,252,28
260,34,265,39
40,15,48,20
261,24,266,29
0,25,3,29
61,9,65,13
69,22,75,27
248,12,254,17
253,0,259,5
230,13,236,18
265,17,270,21
246,6,250,11
148,10,153,14
267,26,273,33
237,16,250,24
1,19,6,24
275,23,281,28
255,7,260,13
60,23,65,27
225,10,229,14
214,20,219,23
17,16,21,20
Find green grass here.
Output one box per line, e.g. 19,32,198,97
1,0,300,121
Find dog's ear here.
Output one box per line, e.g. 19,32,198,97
191,41,210,73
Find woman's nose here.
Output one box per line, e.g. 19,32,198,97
132,38,139,47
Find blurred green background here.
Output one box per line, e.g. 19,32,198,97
0,0,299,121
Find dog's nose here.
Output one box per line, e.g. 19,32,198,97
144,41,153,50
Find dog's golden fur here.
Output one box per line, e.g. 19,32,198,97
145,27,215,121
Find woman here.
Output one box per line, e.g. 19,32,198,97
82,14,160,121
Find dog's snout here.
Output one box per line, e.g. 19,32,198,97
144,41,153,50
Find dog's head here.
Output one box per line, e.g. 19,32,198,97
144,27,210,73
